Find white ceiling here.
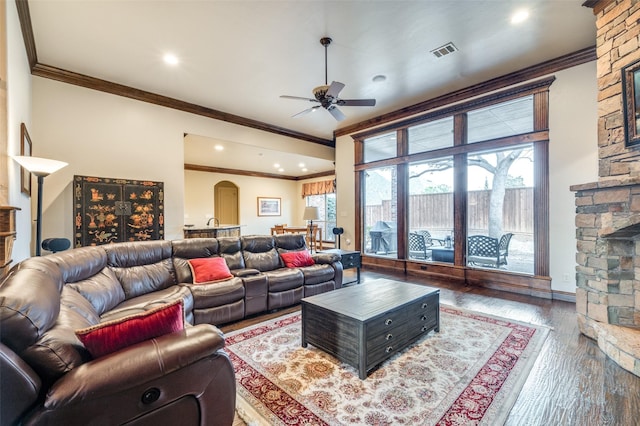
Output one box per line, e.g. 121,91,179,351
27,0,596,177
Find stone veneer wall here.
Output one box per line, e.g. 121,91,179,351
595,0,640,179
572,0,640,377
574,179,640,330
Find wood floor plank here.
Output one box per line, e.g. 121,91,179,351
224,270,640,426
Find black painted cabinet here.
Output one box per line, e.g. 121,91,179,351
74,175,164,247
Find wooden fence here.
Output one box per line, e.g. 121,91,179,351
365,188,533,234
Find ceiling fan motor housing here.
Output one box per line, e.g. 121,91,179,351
313,85,335,108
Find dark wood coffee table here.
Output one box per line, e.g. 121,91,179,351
301,279,440,379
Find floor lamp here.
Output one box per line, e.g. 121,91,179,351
13,156,68,256
302,206,319,252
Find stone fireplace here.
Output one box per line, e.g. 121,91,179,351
572,0,640,377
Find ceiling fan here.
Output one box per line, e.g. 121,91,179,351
280,37,376,122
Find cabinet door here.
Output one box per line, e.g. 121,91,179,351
75,178,124,246
123,183,164,242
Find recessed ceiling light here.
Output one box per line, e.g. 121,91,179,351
278,168,284,172
302,168,308,172
511,9,529,24
274,163,280,168
163,53,179,66
214,145,224,151
299,163,305,168
372,75,387,83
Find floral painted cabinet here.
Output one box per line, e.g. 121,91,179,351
74,175,164,247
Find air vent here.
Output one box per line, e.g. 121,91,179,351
430,42,458,58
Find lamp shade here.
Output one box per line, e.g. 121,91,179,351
302,206,319,221
12,156,68,177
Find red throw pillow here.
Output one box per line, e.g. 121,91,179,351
76,300,184,359
188,257,233,284
281,250,315,268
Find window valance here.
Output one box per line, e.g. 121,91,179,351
301,180,335,198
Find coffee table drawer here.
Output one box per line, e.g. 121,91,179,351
366,323,404,351
367,310,408,337
366,332,416,367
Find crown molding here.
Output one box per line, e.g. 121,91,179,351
184,163,334,181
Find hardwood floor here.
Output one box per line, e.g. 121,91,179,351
222,269,640,426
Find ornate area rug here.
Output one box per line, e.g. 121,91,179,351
227,306,549,426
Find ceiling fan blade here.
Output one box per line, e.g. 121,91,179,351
292,105,321,118
327,105,346,121
339,98,376,107
280,95,319,103
325,81,345,99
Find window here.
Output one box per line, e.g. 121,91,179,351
354,79,550,279
466,146,534,274
363,166,397,257
306,193,336,242
302,180,336,242
363,132,397,163
467,96,533,143
408,117,454,154
408,158,454,261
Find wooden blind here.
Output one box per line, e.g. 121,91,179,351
301,180,335,198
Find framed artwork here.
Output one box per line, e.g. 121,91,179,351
20,123,32,196
257,197,281,216
622,59,640,147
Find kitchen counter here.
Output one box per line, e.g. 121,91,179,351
183,225,241,238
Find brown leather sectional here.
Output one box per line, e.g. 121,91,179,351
0,233,343,425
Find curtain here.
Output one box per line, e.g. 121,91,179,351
301,180,335,198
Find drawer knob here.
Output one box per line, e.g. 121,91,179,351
421,326,428,332
386,333,393,340
421,315,427,321
385,346,394,353
422,303,428,309
385,318,393,325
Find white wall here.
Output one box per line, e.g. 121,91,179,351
549,61,598,293
335,136,357,250
335,61,599,294
6,0,33,262
31,77,333,251
183,172,336,236
184,170,299,235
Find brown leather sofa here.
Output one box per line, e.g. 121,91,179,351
0,234,342,425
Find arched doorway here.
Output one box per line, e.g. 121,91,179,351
214,181,239,225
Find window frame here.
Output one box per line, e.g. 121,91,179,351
353,79,551,278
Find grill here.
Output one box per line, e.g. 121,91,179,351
369,221,397,254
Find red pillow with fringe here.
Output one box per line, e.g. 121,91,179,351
76,300,184,358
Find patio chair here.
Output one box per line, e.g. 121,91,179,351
498,233,514,266
409,232,430,259
467,235,502,268
417,230,446,247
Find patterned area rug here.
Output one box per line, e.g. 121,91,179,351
227,306,549,426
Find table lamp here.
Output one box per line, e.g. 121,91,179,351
302,206,320,252
13,156,68,256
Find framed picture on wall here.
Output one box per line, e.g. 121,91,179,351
622,59,640,147
20,123,32,196
257,197,281,216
